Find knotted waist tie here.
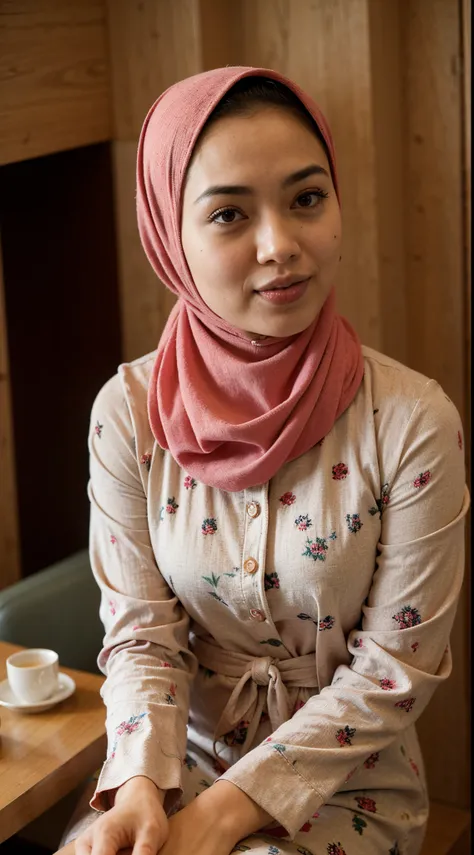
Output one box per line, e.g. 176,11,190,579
191,636,319,757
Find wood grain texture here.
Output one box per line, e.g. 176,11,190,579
106,0,203,141
0,242,21,590
112,141,176,360
0,641,106,844
420,802,471,855
400,0,470,809
0,0,112,166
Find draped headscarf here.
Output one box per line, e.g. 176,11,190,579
136,66,364,492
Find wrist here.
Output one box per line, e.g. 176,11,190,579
198,779,272,843
113,775,166,808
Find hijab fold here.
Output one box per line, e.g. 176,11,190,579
136,66,364,492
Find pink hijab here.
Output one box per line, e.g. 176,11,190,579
137,66,364,492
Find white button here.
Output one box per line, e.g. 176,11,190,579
243,557,258,574
249,609,266,621
246,501,261,519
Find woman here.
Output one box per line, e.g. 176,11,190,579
58,66,469,855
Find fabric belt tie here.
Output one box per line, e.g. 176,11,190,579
191,636,319,758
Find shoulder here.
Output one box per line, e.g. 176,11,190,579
90,351,156,450
361,344,462,428
362,345,431,399
359,346,465,492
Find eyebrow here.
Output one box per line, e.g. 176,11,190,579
194,164,330,204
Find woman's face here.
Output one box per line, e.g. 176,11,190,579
181,105,342,339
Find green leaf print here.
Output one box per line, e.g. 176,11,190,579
207,591,228,606
260,638,283,647
202,573,220,588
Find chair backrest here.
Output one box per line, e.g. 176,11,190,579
0,550,103,674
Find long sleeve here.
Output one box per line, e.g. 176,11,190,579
219,378,469,838
87,374,198,812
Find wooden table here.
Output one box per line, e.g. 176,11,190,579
0,641,106,843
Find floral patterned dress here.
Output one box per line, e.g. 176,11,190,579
61,345,469,854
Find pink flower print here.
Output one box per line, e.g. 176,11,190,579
353,637,364,648
161,660,172,668
312,811,320,819
364,752,380,769
279,491,296,506
319,615,336,631
332,462,349,480
380,677,397,690
202,517,218,535
409,758,419,776
352,815,367,835
355,796,377,813
336,725,356,747
346,513,363,534
132,625,140,631
393,605,422,629
94,420,103,439
327,844,347,855
110,534,117,545
264,571,280,591
140,453,152,471
109,600,117,616
302,536,329,562
212,758,227,776
184,475,197,490
411,642,419,652
223,720,249,747
293,699,306,714
166,497,179,514
299,822,312,832
295,514,312,531
115,712,146,738
369,483,390,518
165,683,177,705
395,697,416,713
413,470,431,489
458,430,463,450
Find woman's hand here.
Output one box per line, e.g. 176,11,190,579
74,776,168,855
157,779,272,855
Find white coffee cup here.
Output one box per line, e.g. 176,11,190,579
7,648,59,704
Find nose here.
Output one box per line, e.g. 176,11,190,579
255,214,301,265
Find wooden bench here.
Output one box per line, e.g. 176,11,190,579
421,801,471,854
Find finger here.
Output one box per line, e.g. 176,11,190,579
74,834,93,855
90,829,125,855
131,825,163,855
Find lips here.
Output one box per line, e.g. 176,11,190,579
256,275,310,292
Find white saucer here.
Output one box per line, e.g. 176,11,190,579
0,672,76,713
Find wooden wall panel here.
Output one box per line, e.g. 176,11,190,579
0,241,21,589
113,141,176,358
399,0,469,809
0,1,112,166
106,0,203,142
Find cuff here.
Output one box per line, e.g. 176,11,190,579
220,741,324,840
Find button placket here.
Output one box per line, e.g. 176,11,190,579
241,486,269,623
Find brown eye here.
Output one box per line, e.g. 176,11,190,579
294,189,329,209
209,207,245,225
